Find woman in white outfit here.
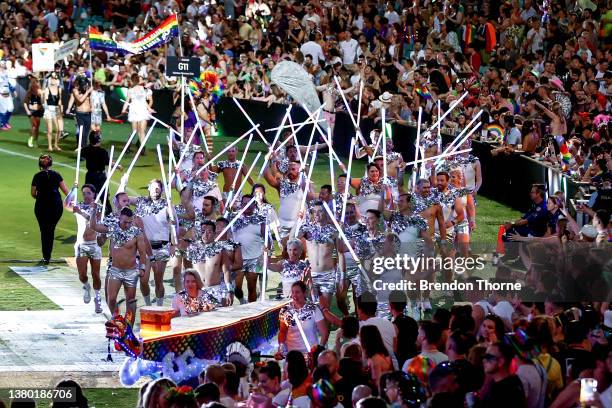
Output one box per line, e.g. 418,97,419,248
121,74,153,154
90,81,110,131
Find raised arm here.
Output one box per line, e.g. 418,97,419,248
89,203,109,233
262,159,281,189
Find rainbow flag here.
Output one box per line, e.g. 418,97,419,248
486,123,504,141
89,15,179,55
416,86,432,99
88,26,126,54
560,142,571,163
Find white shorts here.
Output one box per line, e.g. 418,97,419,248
76,240,102,260
44,105,58,120
91,109,103,125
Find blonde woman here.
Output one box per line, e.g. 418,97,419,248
171,269,214,317
42,72,63,151
122,74,153,154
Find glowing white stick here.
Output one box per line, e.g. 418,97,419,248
382,107,388,181
434,111,483,166
232,97,271,146
226,152,261,211
125,123,156,177
74,126,84,189
100,145,114,222
437,100,442,141
321,202,370,287
287,113,304,167
334,76,357,127
95,130,137,203
225,134,254,208
327,127,335,195
434,124,482,169
426,91,468,133
195,124,259,176
301,109,320,171
215,196,257,241
412,107,422,192
264,118,326,132
301,104,346,171
403,148,472,167
293,312,312,351
341,137,355,223
294,149,318,238
357,78,364,126
186,87,210,153
260,223,269,302
273,105,324,153
156,144,178,245
260,106,292,177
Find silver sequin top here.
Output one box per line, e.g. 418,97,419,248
413,193,440,214
228,211,266,232
281,259,308,281
175,204,194,230
190,179,218,198
354,231,386,259
107,222,143,249
186,240,225,263
135,197,166,217
217,160,241,170
279,302,318,327
280,178,300,198
358,177,390,197
299,222,337,244
390,212,428,235
220,239,241,253
176,290,213,316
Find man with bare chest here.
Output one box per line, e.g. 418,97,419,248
185,221,233,306
89,206,149,324
296,201,345,307
210,146,254,199
414,178,447,244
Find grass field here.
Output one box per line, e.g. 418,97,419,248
0,115,520,405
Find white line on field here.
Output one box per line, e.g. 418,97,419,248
0,146,137,195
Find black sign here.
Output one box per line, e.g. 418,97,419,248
165,56,200,77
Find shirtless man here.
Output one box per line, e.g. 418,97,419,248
336,202,368,315
449,168,476,258
353,209,386,281
130,180,172,306
65,184,103,313
210,146,254,199
71,73,92,147
89,206,150,324
264,160,306,241
296,201,345,307
381,193,432,257
185,167,223,212
414,179,447,245
185,221,233,306
230,195,266,303
315,76,354,133
535,100,567,147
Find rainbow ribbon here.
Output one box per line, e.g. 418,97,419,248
89,15,179,55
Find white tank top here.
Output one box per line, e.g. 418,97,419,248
233,222,263,259
279,180,303,228
141,210,169,241
462,161,477,190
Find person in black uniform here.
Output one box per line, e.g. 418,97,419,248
31,154,69,265
23,79,44,148
81,130,122,213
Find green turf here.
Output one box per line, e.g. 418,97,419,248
2,388,140,408
0,115,520,312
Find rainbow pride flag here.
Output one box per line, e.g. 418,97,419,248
560,142,571,163
462,24,473,51
416,86,432,99
89,15,179,55
486,123,504,141
88,27,126,54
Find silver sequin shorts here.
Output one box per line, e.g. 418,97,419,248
311,269,336,295
107,266,139,288
243,256,263,274
76,240,102,260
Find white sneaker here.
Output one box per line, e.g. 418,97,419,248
83,283,91,304
156,297,164,306
94,294,102,313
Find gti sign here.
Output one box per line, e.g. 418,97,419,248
166,56,200,77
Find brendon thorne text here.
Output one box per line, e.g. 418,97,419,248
372,279,523,292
